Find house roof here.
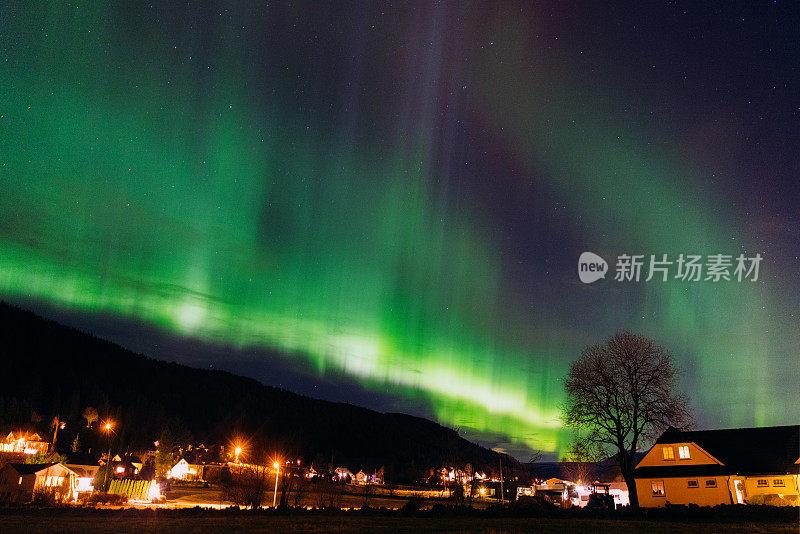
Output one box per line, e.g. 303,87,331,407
648,425,799,475
3,463,58,475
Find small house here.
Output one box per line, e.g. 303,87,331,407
167,458,203,481
0,463,77,504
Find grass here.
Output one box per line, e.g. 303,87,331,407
0,509,796,534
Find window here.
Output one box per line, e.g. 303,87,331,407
17,477,22,485
773,479,785,487
651,480,665,496
687,480,699,488
705,479,717,488
757,479,768,487
678,445,691,459
662,446,675,460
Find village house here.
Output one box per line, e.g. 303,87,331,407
334,466,353,482
101,454,142,478
0,432,49,457
0,463,77,504
634,425,800,507
167,458,205,481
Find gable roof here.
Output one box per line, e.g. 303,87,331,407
650,425,799,475
2,463,58,475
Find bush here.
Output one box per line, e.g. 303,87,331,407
31,488,58,507
87,492,128,506
401,498,421,514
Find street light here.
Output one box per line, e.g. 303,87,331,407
234,446,242,464
102,422,116,491
272,462,280,507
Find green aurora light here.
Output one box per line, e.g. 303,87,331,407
0,3,797,457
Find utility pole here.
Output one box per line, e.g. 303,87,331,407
273,462,280,507
499,456,504,506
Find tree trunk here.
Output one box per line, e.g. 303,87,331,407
620,454,639,509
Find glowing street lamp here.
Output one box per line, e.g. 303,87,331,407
272,462,280,507
234,446,242,464
102,421,116,490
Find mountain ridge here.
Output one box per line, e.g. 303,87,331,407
0,302,517,482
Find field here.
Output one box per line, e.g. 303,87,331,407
0,509,796,534
166,484,468,509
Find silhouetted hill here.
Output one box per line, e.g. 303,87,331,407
0,302,515,482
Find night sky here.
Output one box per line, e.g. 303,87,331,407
1,2,798,460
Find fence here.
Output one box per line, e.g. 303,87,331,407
108,479,158,501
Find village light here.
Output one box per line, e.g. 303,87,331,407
272,461,280,507
148,482,161,501
234,446,242,463
102,421,116,490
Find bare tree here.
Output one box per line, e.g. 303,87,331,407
222,462,272,509
225,463,271,509
560,445,594,486
49,416,61,453
563,332,691,509
316,475,341,508
290,475,308,507
279,464,304,507
361,482,377,509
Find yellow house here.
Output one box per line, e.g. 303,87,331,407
635,425,799,507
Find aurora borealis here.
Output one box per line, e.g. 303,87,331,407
1,2,798,459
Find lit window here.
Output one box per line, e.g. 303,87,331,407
705,479,717,488
651,480,665,496
757,479,768,487
678,446,690,459
687,480,699,488
662,446,674,460
18,477,22,485
773,479,784,487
